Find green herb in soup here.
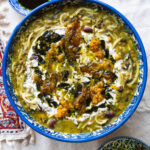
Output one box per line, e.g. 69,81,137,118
10,5,139,133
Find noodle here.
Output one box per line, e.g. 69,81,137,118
25,32,34,50
60,12,69,26
70,7,95,18
127,63,139,86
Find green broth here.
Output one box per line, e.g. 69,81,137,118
10,4,139,133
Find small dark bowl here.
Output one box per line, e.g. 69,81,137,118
98,136,150,150
9,0,30,16
9,0,50,16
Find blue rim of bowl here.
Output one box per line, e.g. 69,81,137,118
2,0,148,143
97,136,150,149
8,0,30,16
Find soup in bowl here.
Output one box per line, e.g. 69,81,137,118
2,0,147,142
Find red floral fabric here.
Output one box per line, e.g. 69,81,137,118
0,39,24,133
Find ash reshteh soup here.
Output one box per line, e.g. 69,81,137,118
10,5,139,133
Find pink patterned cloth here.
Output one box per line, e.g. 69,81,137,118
0,39,24,132
0,38,34,148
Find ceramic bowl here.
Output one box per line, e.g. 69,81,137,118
8,0,30,16
2,0,147,142
98,136,150,150
9,0,50,16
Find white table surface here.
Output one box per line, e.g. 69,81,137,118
1,0,150,149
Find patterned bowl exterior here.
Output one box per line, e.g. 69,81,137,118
2,0,147,142
98,136,150,150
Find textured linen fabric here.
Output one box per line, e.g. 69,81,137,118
0,0,150,149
